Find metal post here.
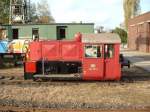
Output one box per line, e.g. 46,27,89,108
9,0,12,24
28,0,31,22
42,57,45,75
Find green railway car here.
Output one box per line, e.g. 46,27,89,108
1,23,94,40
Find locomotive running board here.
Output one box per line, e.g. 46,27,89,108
33,73,82,80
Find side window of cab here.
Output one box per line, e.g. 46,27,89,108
104,44,114,58
84,45,102,58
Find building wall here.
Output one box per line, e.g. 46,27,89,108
2,23,94,40
128,12,150,53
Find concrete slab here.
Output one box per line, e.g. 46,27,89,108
121,49,150,72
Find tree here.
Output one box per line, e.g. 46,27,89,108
36,0,55,23
0,0,10,24
123,0,141,29
30,2,39,23
112,27,127,44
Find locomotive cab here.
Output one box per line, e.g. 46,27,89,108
82,34,121,80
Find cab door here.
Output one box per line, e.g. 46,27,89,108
82,44,104,80
104,44,117,80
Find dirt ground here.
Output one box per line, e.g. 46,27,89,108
0,67,24,77
0,66,150,111
0,106,149,112
0,106,150,112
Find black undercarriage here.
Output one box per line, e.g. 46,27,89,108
24,61,82,80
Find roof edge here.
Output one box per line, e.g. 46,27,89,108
1,23,94,26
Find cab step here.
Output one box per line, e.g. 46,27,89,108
33,73,82,80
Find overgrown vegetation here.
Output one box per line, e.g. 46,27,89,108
112,27,128,44
0,0,10,23
31,0,55,23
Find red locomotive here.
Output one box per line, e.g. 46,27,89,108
24,33,121,80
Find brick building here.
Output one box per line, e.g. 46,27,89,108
128,12,150,52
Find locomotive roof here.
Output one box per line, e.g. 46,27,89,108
82,33,121,44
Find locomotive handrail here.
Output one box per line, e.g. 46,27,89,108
42,57,45,76
22,40,30,53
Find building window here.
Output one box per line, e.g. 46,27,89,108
149,23,150,32
12,29,19,39
32,28,39,40
84,45,102,58
57,26,67,40
141,24,144,33
137,24,141,33
135,26,138,34
137,24,144,33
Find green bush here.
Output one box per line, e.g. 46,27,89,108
112,27,128,44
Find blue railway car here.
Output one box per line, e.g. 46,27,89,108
0,40,8,53
0,40,25,67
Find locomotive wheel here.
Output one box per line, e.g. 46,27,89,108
24,73,34,80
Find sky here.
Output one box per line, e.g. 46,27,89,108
33,0,150,29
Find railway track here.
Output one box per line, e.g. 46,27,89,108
0,65,150,86
0,109,150,112
0,75,83,86
0,106,150,112
0,74,149,86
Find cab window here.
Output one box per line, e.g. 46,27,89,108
85,45,102,58
104,44,114,58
